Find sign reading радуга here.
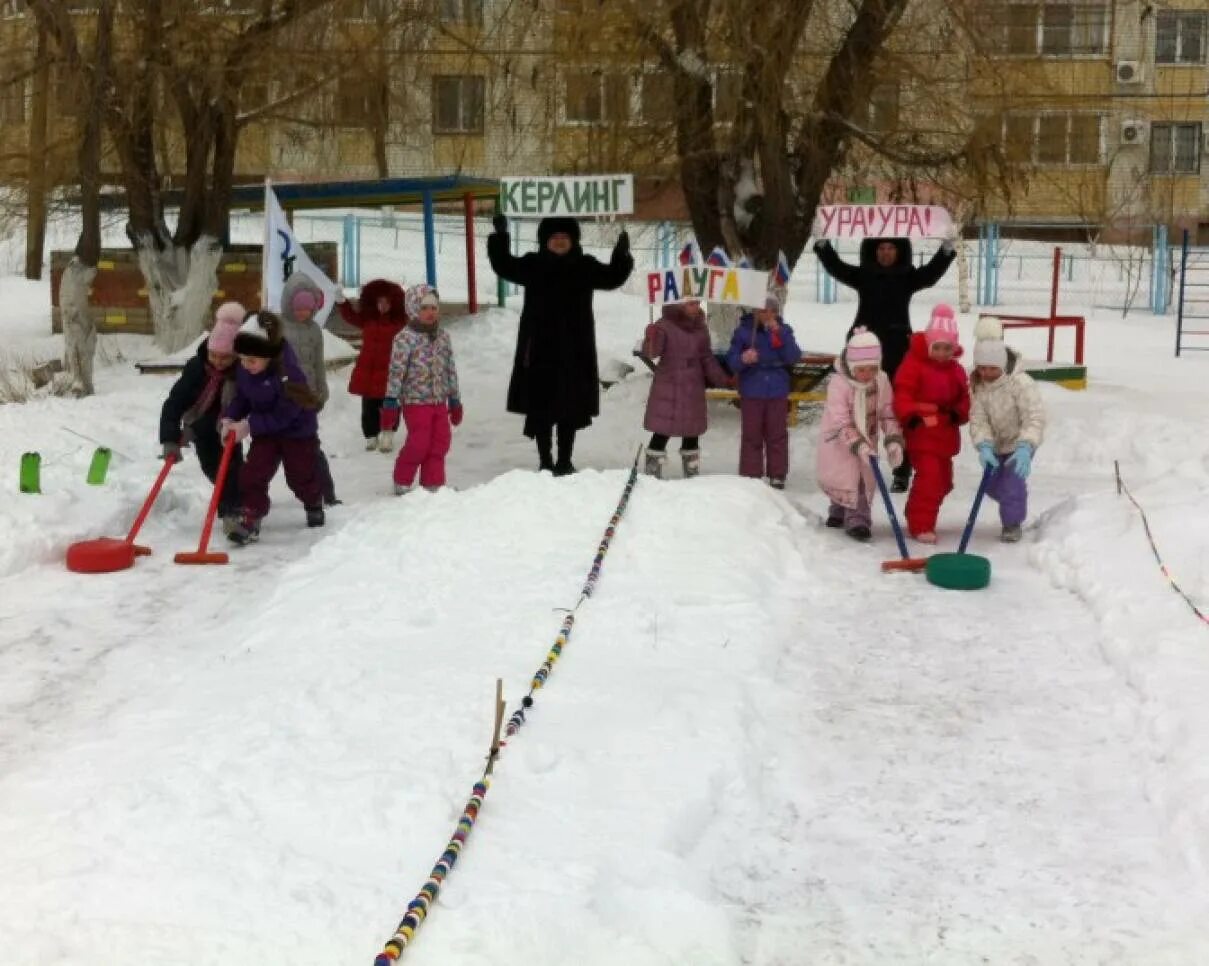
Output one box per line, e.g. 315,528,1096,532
646,265,771,307
499,175,634,218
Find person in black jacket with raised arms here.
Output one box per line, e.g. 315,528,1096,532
488,214,634,475
814,235,956,490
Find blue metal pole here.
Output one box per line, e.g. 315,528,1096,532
976,224,985,306
1176,228,1190,357
422,190,437,288
354,216,361,286
990,224,1001,306
341,213,354,287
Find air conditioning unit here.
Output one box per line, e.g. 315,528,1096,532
1115,61,1144,84
1121,119,1148,145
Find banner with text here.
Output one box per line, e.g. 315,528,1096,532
646,265,770,307
812,204,954,240
500,174,634,218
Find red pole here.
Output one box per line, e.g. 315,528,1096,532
1047,325,1055,362
1075,317,1085,365
1049,246,1062,320
123,454,177,543
464,193,477,314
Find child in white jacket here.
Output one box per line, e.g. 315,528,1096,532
969,318,1046,542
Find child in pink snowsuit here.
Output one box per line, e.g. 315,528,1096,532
815,327,904,541
383,285,462,494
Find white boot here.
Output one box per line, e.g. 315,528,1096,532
365,436,378,451
643,449,667,478
378,430,395,452
681,449,701,478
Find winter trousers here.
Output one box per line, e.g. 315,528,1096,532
649,434,700,452
739,397,789,480
240,436,323,521
531,420,577,468
986,454,1028,526
315,442,337,504
361,397,385,439
193,425,243,516
904,451,954,536
393,403,452,488
829,480,871,531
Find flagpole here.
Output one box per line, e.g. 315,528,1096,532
261,177,271,308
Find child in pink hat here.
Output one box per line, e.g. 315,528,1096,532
891,303,971,543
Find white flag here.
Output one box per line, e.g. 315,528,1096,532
263,183,339,326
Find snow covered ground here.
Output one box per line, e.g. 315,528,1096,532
2,239,1209,965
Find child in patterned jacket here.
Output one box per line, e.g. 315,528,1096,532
969,317,1046,543
383,284,462,494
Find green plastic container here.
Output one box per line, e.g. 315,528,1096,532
19,452,41,494
925,552,992,591
86,447,112,485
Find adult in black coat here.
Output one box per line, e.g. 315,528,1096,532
488,214,634,474
159,327,244,517
814,236,956,488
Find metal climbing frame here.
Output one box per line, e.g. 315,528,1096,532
1175,230,1209,356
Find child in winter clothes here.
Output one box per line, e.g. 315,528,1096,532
336,278,407,451
383,284,462,494
968,317,1046,543
642,299,731,479
222,311,325,545
816,328,904,541
279,271,338,506
892,304,971,543
727,293,802,489
159,301,245,519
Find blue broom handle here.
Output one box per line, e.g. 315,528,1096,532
958,465,995,555
869,455,911,561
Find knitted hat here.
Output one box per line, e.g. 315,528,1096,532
762,292,782,314
233,310,284,359
290,287,320,316
925,303,960,348
207,301,245,354
845,326,882,367
405,284,440,319
973,339,1008,368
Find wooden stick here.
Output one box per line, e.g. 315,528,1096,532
486,678,506,775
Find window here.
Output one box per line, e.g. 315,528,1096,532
983,3,1108,57
640,70,674,125
562,69,629,124
439,0,483,25
866,83,899,134
1001,112,1104,165
1156,11,1206,65
1150,123,1201,174
432,75,484,133
0,77,24,125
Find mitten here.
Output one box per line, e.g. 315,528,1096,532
162,441,183,462
1006,442,1033,479
976,442,998,471
220,418,250,443
382,397,400,409
449,400,464,427
812,239,830,254
856,441,873,460
740,348,759,365
492,214,508,234
886,441,904,469
615,230,630,257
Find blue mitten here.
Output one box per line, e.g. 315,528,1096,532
382,398,400,410
1006,442,1033,479
976,442,998,471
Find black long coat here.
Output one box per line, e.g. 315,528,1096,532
488,220,633,434
816,237,956,377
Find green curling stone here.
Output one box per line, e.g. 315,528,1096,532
925,552,991,591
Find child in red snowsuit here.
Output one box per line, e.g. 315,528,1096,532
892,304,970,543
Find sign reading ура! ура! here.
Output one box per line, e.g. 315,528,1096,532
499,175,634,218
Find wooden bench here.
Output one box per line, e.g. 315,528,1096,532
704,388,827,426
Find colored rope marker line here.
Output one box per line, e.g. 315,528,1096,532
373,452,642,965
1115,461,1209,628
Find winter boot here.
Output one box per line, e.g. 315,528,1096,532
394,483,412,496
768,477,786,490
680,449,701,479
644,449,667,478
305,505,325,528
552,461,577,477
365,436,379,451
825,511,844,529
227,514,260,546
1001,524,1023,543
378,430,395,453
846,525,872,542
891,467,910,493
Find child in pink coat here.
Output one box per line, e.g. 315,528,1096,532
816,328,904,541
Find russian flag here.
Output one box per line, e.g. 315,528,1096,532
705,246,731,267
678,239,701,265
772,250,791,286
736,254,752,269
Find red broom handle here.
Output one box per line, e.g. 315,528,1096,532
124,455,177,543
193,433,238,554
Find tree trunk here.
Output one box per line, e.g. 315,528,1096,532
60,261,98,396
134,235,223,353
24,25,50,281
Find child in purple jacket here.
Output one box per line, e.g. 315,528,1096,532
726,293,801,489
221,310,324,545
